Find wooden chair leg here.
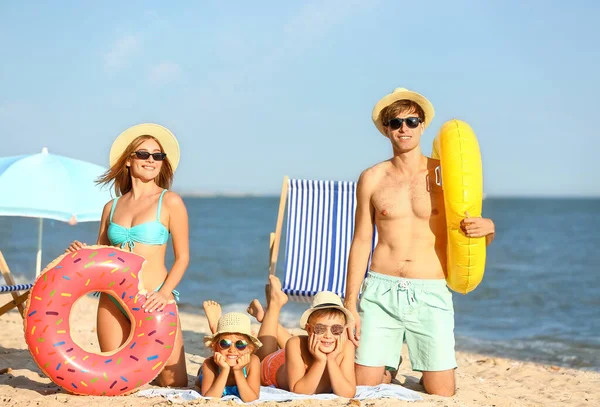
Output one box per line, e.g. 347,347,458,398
0,291,30,318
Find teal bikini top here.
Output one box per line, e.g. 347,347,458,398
107,189,170,251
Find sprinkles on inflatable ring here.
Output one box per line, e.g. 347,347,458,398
23,245,178,396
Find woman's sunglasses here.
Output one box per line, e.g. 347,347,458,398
310,323,345,336
219,338,249,351
132,151,167,161
384,117,422,130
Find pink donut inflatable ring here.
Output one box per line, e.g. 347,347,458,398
23,245,179,396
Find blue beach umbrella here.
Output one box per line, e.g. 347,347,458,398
0,147,113,276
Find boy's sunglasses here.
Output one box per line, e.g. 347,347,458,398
384,117,422,130
132,151,167,161
311,323,345,336
219,338,249,351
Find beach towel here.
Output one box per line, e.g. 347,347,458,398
136,384,423,403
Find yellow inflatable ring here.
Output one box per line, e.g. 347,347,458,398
432,119,486,294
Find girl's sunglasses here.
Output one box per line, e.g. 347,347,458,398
384,117,422,130
132,151,167,161
311,323,345,336
219,339,249,351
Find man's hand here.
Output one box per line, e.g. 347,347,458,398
344,305,360,347
460,212,495,238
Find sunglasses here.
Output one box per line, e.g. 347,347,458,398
310,323,345,336
132,151,167,161
218,338,249,351
384,117,422,130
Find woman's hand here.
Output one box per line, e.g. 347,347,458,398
65,240,86,253
143,290,169,313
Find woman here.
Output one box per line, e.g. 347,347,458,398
66,123,189,387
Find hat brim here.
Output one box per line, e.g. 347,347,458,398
299,303,355,329
372,89,435,136
109,123,180,171
204,330,263,349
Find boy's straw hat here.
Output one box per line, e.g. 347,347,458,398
109,123,181,171
204,312,262,348
372,87,435,136
299,291,355,328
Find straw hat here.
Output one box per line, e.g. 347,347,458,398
299,291,355,328
203,312,262,349
109,123,181,171
372,87,435,136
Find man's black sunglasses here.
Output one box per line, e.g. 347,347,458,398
384,117,422,130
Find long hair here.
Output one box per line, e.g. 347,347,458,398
96,135,174,196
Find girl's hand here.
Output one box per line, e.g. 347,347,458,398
143,290,169,313
309,333,327,363
214,353,231,371
233,354,251,371
65,240,86,253
327,333,346,361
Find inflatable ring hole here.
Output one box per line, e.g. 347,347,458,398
69,293,134,354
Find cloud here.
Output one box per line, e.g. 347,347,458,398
148,62,182,86
104,35,141,71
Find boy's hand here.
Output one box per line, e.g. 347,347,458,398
327,333,346,361
309,333,327,363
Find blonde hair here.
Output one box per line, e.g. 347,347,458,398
307,308,347,325
96,135,174,196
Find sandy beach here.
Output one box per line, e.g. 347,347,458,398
1,296,598,407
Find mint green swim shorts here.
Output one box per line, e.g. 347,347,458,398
355,271,457,372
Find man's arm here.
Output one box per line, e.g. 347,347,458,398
344,170,375,345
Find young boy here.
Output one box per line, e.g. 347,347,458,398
249,275,356,398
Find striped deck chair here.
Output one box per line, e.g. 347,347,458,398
268,176,377,302
0,250,32,318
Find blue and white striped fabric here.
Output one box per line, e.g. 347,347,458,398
0,284,33,293
282,179,377,302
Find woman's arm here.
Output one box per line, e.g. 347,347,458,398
159,192,189,294
144,192,190,312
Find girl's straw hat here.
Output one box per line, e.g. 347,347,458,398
203,312,262,348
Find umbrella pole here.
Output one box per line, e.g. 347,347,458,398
36,218,43,277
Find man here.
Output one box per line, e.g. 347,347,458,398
343,88,495,396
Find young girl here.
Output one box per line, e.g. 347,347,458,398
197,311,261,402
66,123,189,387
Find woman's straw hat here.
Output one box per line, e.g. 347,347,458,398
109,123,180,171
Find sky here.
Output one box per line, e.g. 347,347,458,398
1,1,598,197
